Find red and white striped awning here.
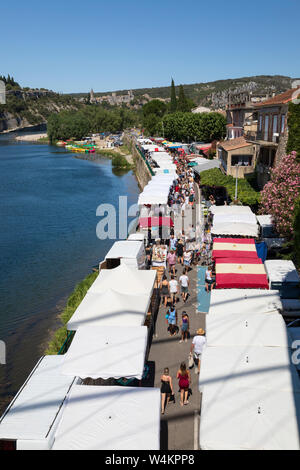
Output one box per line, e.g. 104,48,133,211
215,257,269,289
212,238,257,259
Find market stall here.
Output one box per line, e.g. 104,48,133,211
61,326,148,380
52,385,161,450
215,257,269,289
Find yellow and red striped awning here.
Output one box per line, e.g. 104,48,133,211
215,257,269,289
212,238,257,259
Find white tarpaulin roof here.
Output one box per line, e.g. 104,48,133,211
206,311,291,347
209,289,283,316
67,289,150,331
128,233,146,242
194,160,221,173
200,382,300,450
61,326,148,380
265,260,300,284
256,215,273,227
88,264,156,296
199,345,300,393
153,168,177,176
0,356,75,449
213,213,257,225
105,240,143,260
210,205,253,215
211,222,259,237
138,193,169,205
52,385,161,450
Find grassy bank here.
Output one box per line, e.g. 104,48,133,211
45,271,98,355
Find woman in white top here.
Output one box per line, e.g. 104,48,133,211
205,266,215,292
179,269,189,302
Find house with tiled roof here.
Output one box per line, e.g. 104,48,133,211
217,86,300,186
245,86,300,188
217,136,258,178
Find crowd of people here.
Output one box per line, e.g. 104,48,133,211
140,144,218,415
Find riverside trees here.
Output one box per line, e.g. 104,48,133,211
162,111,226,142
47,106,140,143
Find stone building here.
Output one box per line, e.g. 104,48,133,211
245,86,300,188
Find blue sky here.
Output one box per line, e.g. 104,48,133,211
1,0,300,93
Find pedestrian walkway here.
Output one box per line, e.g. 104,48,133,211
148,261,206,450
197,266,211,314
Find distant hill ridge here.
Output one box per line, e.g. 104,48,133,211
70,75,297,108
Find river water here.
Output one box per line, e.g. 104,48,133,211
0,133,140,411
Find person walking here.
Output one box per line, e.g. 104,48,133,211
166,304,178,336
179,311,189,343
183,249,192,271
176,239,184,265
169,275,178,305
176,362,191,406
190,328,206,374
160,275,170,307
205,266,215,292
167,249,176,276
179,269,189,303
160,367,174,415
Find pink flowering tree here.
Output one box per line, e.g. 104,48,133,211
260,152,300,237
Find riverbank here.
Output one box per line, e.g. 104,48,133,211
15,132,48,142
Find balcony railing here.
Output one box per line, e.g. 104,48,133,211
245,130,279,144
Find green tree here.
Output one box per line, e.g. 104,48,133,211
287,97,300,158
170,78,177,113
142,99,167,118
177,85,189,112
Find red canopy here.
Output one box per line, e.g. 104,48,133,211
215,257,269,289
139,217,174,228
212,238,258,259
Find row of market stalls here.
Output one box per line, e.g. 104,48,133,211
0,242,162,450
199,289,300,450
199,202,300,449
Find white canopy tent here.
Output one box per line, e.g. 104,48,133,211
211,222,259,237
88,264,156,296
206,311,291,347
209,289,283,317
67,289,150,331
138,193,169,205
61,326,148,380
200,382,300,450
213,213,258,225
193,160,221,173
153,168,177,176
265,260,300,284
210,205,254,216
199,345,300,393
0,356,76,450
52,385,161,450
141,144,165,152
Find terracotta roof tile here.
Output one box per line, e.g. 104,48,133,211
255,87,300,107
218,136,252,151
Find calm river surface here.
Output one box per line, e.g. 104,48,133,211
0,133,140,411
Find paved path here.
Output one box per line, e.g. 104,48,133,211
148,262,206,450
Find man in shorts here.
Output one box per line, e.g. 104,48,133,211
169,275,178,305
190,328,206,374
179,269,189,303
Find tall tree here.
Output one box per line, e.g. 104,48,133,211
287,98,300,158
177,85,189,112
170,78,177,113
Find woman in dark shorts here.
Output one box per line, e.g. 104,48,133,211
176,238,184,265
160,275,170,307
160,367,173,414
176,362,191,406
